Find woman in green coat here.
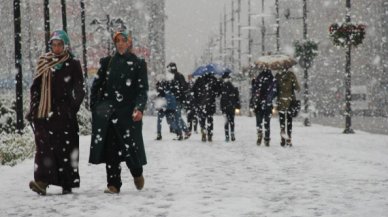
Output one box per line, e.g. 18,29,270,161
89,31,148,194
275,69,300,147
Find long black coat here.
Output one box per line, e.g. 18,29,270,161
250,70,277,112
220,81,241,114
28,57,85,188
89,52,148,167
192,74,221,115
170,71,188,104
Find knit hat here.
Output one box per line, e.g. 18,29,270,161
167,62,177,72
49,30,70,47
112,30,131,43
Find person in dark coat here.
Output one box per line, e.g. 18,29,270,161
26,30,85,195
186,75,198,134
192,72,221,142
275,69,300,147
167,62,191,139
89,31,148,194
250,68,277,146
220,73,240,142
155,80,181,140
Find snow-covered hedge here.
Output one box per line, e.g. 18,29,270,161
0,92,91,166
0,130,34,166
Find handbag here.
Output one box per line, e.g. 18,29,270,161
289,99,301,117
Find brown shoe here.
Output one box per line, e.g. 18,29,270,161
104,186,119,194
29,181,48,195
134,175,144,190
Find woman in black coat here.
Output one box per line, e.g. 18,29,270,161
26,30,85,195
220,73,240,142
89,31,148,194
192,73,221,142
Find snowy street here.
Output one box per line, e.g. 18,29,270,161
1,115,387,217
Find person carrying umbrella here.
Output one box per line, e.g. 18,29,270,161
192,71,221,142
275,68,300,147
250,68,277,146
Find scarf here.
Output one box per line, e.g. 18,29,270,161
34,51,70,118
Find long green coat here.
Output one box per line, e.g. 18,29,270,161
275,70,300,111
89,51,148,167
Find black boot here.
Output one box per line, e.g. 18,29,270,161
264,138,270,147
207,132,213,142
156,133,162,140
280,137,286,147
257,130,263,146
201,129,207,142
286,138,292,147
231,133,235,141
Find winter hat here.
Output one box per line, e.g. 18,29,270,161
222,72,231,79
167,62,177,72
112,30,132,43
49,30,70,46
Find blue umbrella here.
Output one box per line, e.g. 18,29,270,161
192,63,232,77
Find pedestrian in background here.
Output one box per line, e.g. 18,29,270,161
250,68,277,146
220,73,240,142
192,72,221,142
275,68,300,147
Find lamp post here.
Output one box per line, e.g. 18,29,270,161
44,0,50,52
14,0,24,133
275,0,280,53
80,0,89,108
343,0,355,134
61,0,67,32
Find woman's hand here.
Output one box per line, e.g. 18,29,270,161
132,109,143,122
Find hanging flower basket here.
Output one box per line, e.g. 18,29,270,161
329,23,366,47
294,40,318,69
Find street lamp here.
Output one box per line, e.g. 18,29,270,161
343,0,355,134
14,0,24,133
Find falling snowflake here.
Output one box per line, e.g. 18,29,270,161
64,76,71,83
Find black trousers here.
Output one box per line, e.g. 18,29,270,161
198,110,214,136
255,107,272,140
105,122,143,190
187,111,198,132
224,112,235,137
279,109,293,138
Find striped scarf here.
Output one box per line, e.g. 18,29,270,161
34,51,70,118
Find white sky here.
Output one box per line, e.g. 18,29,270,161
165,0,226,75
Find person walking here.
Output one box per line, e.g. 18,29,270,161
89,30,148,194
186,74,198,134
192,72,221,142
167,62,191,139
275,68,300,147
26,30,85,195
155,80,181,140
250,68,277,146
220,73,240,142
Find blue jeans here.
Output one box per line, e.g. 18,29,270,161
175,103,188,134
157,109,178,134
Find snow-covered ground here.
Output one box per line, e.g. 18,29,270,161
1,115,388,217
